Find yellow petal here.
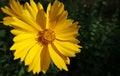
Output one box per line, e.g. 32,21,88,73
32,55,40,74
49,1,64,21
54,19,73,34
56,22,79,35
3,0,24,17
56,21,79,34
1,6,16,16
2,16,13,25
25,2,36,19
37,2,44,10
36,3,46,29
47,1,65,29
55,21,80,44
19,10,42,31
54,40,82,53
9,0,23,14
25,43,42,65
51,43,70,65
13,40,36,61
11,29,30,35
13,34,36,42
28,44,43,74
56,36,80,44
10,38,36,50
30,0,38,13
2,0,42,31
53,40,76,57
11,17,37,33
65,57,70,64
54,11,68,28
48,44,68,71
22,0,38,21
41,45,50,73
24,0,38,20
56,35,80,44
46,3,51,29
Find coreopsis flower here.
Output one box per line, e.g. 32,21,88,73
1,0,82,74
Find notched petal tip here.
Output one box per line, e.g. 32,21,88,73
10,45,15,50
37,2,44,10
1,7,5,11
14,56,19,60
2,17,14,26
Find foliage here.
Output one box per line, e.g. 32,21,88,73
0,0,120,76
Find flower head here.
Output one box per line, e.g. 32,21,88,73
1,0,82,74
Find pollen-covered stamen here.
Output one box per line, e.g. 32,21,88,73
38,29,55,44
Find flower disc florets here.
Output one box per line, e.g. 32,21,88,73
38,29,55,44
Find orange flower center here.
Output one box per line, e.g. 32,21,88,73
38,29,55,44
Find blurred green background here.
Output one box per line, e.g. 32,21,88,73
0,0,120,76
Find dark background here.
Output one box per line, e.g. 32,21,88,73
0,0,120,76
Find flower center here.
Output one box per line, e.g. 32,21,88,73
38,29,55,44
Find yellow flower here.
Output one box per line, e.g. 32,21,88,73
1,0,82,74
